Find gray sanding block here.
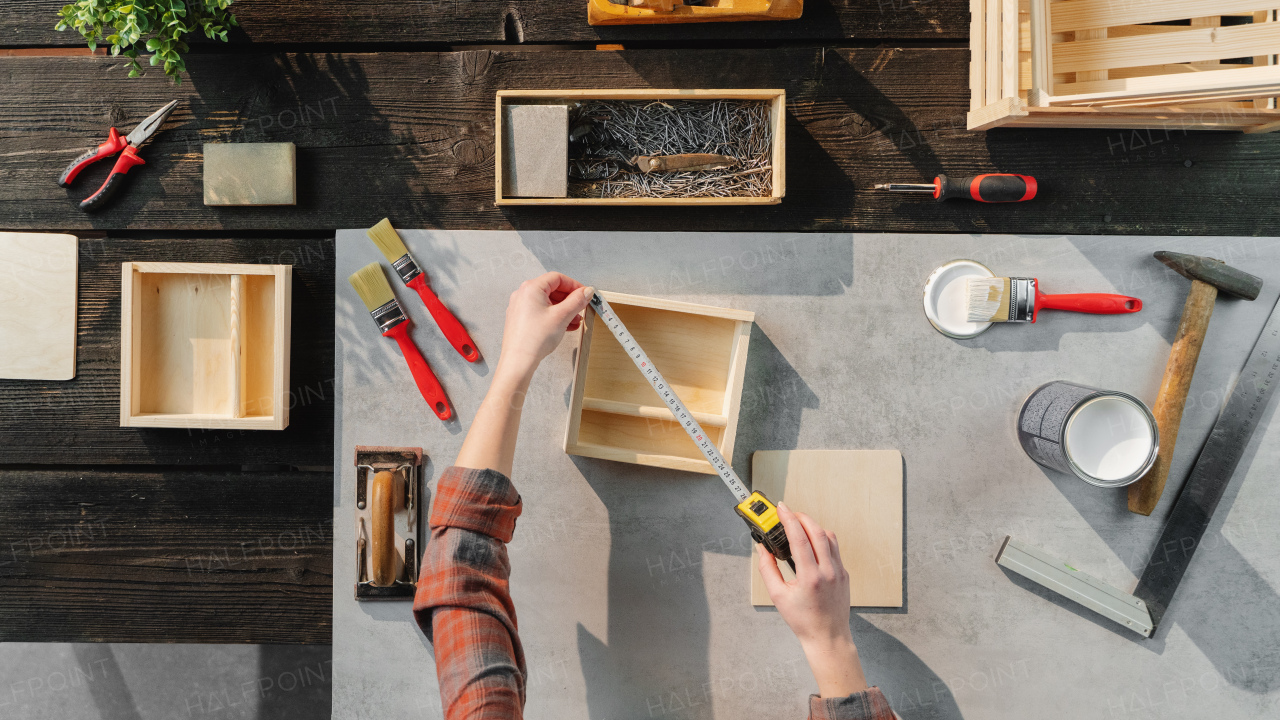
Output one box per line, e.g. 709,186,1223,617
502,105,568,198
203,143,297,206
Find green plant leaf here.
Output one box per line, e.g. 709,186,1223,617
53,0,236,80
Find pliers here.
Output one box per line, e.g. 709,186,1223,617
57,100,179,211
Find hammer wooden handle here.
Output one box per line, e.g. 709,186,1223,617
370,470,398,586
1128,280,1217,515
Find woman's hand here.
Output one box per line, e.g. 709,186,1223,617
455,272,591,477
496,272,593,383
758,502,868,698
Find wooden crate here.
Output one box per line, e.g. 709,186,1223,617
968,1,1280,132
495,88,786,206
120,262,292,430
563,292,754,474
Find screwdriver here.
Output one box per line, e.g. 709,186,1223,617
875,173,1037,203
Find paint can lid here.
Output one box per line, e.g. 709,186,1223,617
923,260,994,339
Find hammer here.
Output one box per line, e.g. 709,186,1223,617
1127,251,1263,515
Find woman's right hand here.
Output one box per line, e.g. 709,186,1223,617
496,272,593,382
757,502,868,697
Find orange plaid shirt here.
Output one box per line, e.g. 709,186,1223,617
414,466,895,720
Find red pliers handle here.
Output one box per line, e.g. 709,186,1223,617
58,101,177,212
57,127,148,212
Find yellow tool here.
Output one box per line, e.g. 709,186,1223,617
588,0,803,26
734,492,794,570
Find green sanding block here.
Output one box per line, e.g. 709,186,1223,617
203,143,297,206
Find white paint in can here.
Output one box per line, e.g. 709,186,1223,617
1065,396,1155,482
922,259,994,339
1016,380,1158,488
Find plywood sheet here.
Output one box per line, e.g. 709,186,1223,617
0,232,77,380
750,449,904,607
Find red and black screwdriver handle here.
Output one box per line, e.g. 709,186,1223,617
57,127,148,212
933,173,1037,203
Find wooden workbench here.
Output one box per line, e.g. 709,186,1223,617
1,0,1277,643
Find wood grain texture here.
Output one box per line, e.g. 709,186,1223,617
369,470,396,587
565,292,752,474
2,0,966,46
1050,0,1262,33
1127,280,1217,515
750,449,904,607
0,238,333,466
0,233,77,380
0,468,332,643
120,262,291,429
6,49,1277,235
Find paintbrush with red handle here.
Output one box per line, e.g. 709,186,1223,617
967,276,1142,323
367,218,481,362
349,262,453,421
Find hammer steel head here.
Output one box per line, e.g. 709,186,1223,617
1155,251,1262,300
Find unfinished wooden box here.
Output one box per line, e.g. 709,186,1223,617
564,292,754,474
495,89,786,206
969,2,1280,132
120,262,292,430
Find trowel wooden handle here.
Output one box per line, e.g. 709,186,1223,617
1128,280,1217,515
370,470,398,586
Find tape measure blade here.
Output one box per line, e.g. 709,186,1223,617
589,294,750,502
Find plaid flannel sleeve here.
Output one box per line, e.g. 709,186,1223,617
413,466,526,720
808,687,896,720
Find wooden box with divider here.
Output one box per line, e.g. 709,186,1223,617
495,88,786,205
120,262,292,430
968,1,1280,132
564,292,754,474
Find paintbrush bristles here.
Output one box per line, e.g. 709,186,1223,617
967,277,1011,322
366,218,410,263
349,262,396,312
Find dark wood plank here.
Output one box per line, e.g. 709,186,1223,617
0,468,331,643
0,238,335,466
4,0,966,46
2,48,1278,235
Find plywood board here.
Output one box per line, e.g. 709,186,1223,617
750,449,904,607
0,232,77,380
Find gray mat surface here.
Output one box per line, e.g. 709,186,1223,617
334,232,1280,720
0,644,331,720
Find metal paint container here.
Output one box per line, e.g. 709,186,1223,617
1017,381,1159,488
922,259,994,339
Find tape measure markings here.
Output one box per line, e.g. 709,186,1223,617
590,293,751,502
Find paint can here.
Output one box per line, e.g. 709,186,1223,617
1017,381,1159,488
923,259,994,339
